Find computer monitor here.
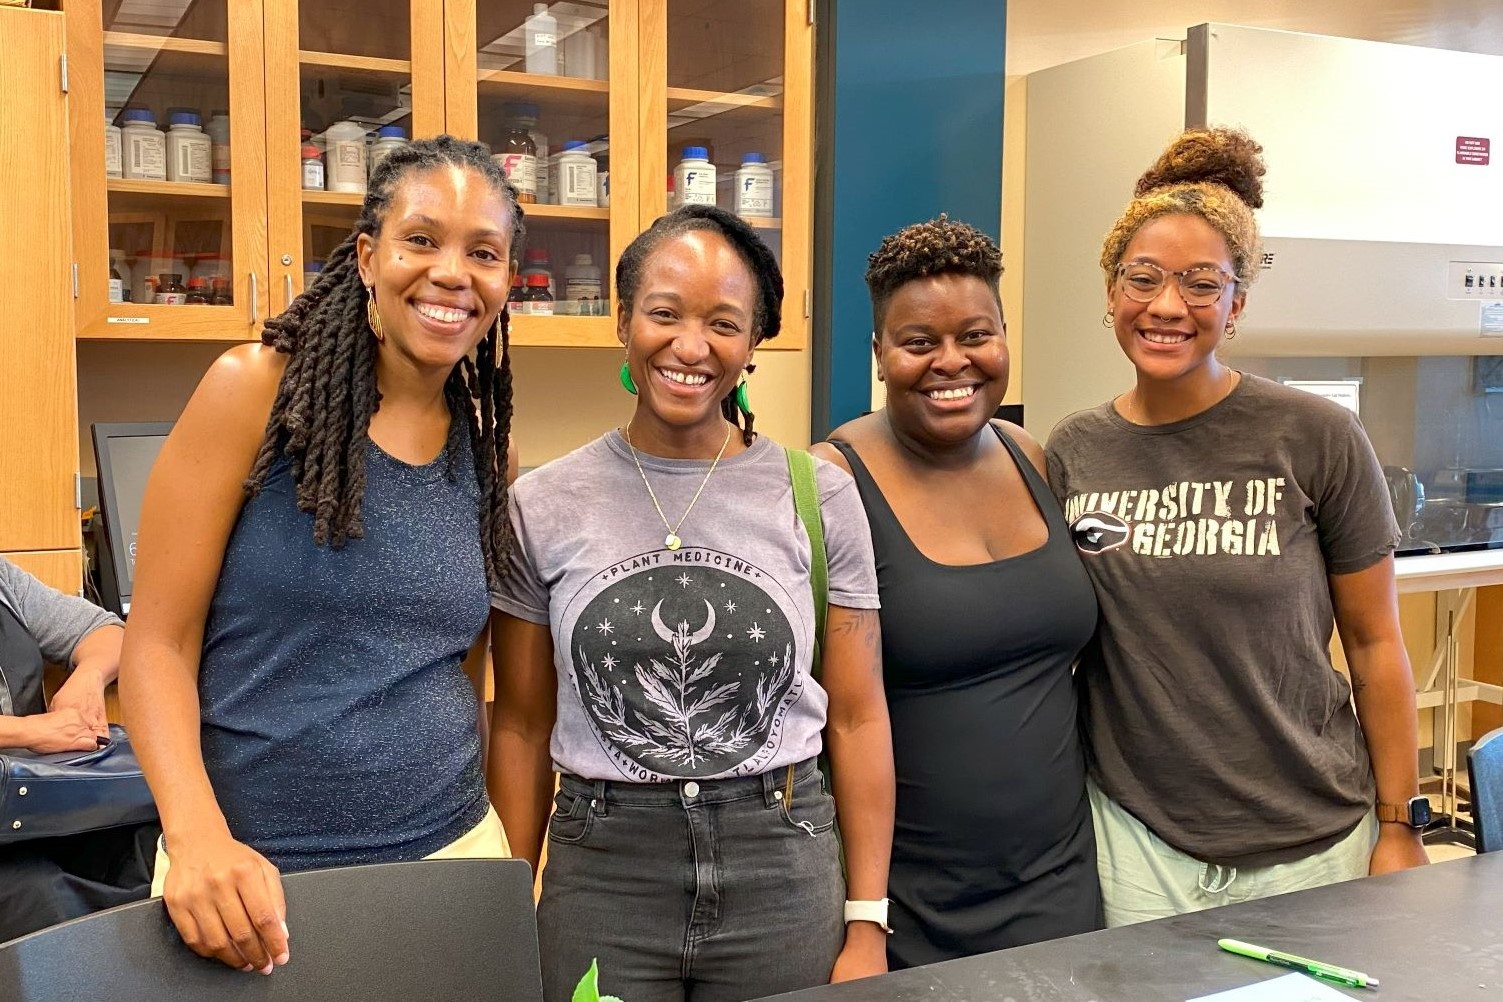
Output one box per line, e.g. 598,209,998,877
91,422,173,616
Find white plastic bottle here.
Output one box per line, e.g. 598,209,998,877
166,111,213,183
524,4,558,75
562,22,599,79
324,120,369,194
595,157,609,208
565,253,602,316
120,108,166,181
368,125,409,180
733,152,775,217
206,111,231,184
674,146,716,206
105,116,123,179
555,141,597,207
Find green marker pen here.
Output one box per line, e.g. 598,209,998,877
1218,938,1380,990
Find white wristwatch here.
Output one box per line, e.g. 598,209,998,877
843,898,892,933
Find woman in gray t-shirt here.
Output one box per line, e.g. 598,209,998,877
491,205,895,1001
1046,127,1428,927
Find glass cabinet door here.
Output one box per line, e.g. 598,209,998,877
263,0,446,312
659,0,811,347
451,0,620,346
73,0,270,339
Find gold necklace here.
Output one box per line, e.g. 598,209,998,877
622,421,734,551
1125,368,1237,425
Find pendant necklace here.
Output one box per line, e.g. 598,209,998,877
623,421,734,551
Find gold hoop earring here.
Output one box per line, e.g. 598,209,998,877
1225,321,1237,339
1102,311,1114,329
366,287,385,344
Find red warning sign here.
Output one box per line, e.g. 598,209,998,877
1456,137,1490,165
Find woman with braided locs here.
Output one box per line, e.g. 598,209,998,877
491,205,895,1000
120,135,524,974
814,216,1102,967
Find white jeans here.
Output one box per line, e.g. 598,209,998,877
1088,779,1378,927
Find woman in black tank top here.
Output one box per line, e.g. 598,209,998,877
814,217,1102,967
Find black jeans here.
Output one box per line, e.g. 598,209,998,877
539,758,845,1002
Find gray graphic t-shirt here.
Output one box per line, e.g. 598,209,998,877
493,432,880,782
1046,374,1399,867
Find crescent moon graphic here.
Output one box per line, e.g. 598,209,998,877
649,599,717,647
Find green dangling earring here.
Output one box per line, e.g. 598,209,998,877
619,360,638,395
734,377,751,417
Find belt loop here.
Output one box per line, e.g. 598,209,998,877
590,778,609,817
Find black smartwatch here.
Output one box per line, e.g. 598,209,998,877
1376,796,1431,828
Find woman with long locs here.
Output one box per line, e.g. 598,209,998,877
490,205,896,1002
120,136,523,974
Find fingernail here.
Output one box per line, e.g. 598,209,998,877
240,964,254,973
275,952,290,966
260,964,274,976
281,921,289,938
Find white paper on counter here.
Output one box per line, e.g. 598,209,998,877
1188,972,1354,1002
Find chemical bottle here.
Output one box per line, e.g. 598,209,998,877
521,247,554,296
505,104,549,203
108,249,131,303
154,273,188,305
185,277,211,305
507,274,527,315
166,111,213,183
563,22,599,79
734,152,775,218
301,144,325,190
555,141,597,207
304,260,324,290
495,122,537,203
368,125,409,180
524,3,558,75
109,260,124,304
674,147,716,206
210,276,233,306
120,108,166,181
325,120,369,194
565,253,602,316
105,116,123,179
523,273,554,315
206,111,231,184
595,152,610,207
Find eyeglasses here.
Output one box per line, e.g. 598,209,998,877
1115,261,1237,307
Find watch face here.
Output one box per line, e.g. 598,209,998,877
1409,797,1433,827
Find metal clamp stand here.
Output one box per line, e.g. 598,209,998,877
1421,593,1476,848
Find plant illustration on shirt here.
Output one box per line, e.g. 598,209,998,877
569,562,799,777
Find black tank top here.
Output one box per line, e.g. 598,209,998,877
830,426,1102,965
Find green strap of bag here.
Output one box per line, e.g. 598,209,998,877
785,447,828,680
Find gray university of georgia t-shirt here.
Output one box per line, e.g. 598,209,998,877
492,431,880,783
1046,374,1399,867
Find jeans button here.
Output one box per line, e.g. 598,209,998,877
683,781,701,799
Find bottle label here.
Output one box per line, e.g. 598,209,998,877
533,32,556,48
126,134,166,180
108,279,124,304
597,171,610,207
172,139,212,183
212,143,231,185
508,299,528,316
565,279,601,301
678,166,716,205
154,292,187,305
329,141,368,191
302,160,325,190
735,172,775,216
559,160,596,205
106,132,122,178
528,299,554,316
497,154,537,197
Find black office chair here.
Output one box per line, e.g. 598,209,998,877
0,857,541,1002
1470,726,1503,854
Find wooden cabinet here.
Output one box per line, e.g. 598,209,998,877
62,0,813,349
0,7,81,565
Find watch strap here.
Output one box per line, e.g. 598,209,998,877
1376,798,1427,827
843,898,892,933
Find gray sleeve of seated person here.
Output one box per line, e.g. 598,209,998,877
0,556,123,667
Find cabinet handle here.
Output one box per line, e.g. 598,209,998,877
284,273,294,309
250,272,259,324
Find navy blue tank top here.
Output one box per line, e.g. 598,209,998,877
198,434,491,872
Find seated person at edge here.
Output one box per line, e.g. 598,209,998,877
119,136,522,973
490,204,895,1002
0,556,159,943
1046,127,1427,928
814,216,1102,968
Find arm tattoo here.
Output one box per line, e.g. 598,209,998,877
829,608,881,672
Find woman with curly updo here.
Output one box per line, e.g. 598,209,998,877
1046,127,1427,927
120,135,522,973
813,216,1102,966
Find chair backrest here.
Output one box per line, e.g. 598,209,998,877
1470,726,1503,854
0,858,541,1002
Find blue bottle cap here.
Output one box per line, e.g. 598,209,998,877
377,125,407,139
682,146,708,161
306,260,324,273
561,140,588,152
741,152,765,164
121,108,155,124
168,111,201,127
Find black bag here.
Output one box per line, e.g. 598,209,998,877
0,724,157,845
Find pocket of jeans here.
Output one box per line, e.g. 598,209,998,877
546,791,596,845
779,786,838,837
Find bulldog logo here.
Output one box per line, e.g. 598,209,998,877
1070,512,1130,555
